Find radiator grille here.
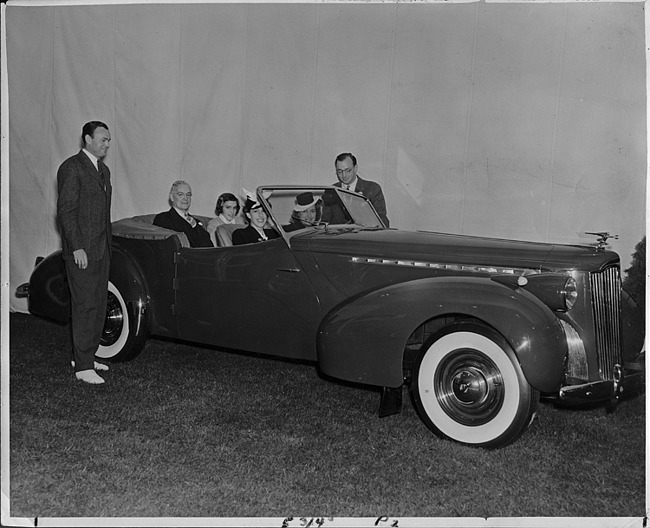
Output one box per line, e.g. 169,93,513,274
589,266,622,380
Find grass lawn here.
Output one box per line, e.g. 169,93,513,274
7,312,646,522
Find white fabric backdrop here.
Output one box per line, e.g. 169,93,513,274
6,2,646,313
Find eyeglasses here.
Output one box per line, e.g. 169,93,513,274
175,192,192,198
336,168,353,176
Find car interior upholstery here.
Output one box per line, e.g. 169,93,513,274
111,214,250,249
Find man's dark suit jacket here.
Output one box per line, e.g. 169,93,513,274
333,176,390,227
57,150,112,261
232,225,280,245
153,208,213,247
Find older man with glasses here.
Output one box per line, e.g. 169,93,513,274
332,152,389,227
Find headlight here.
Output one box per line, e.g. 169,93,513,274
518,273,579,312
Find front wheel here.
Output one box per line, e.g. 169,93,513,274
411,323,538,448
96,280,148,362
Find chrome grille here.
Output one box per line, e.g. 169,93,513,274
589,266,622,380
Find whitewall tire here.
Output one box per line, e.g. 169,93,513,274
411,323,538,448
96,280,147,361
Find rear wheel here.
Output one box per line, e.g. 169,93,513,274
411,322,538,448
96,280,148,362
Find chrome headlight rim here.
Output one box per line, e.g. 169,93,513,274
515,272,580,312
561,277,578,311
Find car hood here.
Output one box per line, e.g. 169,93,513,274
290,227,618,272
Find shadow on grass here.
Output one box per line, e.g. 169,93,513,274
8,313,646,520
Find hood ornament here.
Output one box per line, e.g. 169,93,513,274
586,231,618,250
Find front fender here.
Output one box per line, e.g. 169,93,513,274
317,276,567,392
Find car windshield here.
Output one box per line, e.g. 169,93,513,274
258,186,384,233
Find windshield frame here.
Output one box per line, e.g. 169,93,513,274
257,185,386,241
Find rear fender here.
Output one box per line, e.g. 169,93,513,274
27,250,69,323
108,248,151,341
317,276,567,392
108,248,149,307
26,248,150,327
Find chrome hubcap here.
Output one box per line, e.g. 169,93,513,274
435,349,504,426
101,291,124,346
452,367,489,404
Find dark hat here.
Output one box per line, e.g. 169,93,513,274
242,188,263,211
242,188,273,212
294,192,318,212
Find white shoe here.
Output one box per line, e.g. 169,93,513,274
71,360,109,371
75,369,105,384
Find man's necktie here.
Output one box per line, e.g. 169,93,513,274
97,161,106,190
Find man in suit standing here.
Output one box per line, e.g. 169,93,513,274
57,121,113,385
332,152,390,227
153,181,213,248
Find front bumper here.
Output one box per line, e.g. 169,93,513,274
559,363,644,406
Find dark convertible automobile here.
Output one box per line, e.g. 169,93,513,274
18,185,645,448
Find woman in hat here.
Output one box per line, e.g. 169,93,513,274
232,190,280,245
283,191,322,233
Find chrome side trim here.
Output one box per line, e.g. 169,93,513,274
350,256,537,276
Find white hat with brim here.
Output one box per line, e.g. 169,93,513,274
294,192,318,212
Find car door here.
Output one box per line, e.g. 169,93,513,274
173,238,322,360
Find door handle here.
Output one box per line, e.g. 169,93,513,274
277,267,300,273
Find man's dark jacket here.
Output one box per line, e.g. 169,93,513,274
57,150,112,261
153,208,213,248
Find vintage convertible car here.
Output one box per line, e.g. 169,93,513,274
17,185,645,448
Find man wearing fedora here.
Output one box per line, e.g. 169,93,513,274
332,152,389,227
